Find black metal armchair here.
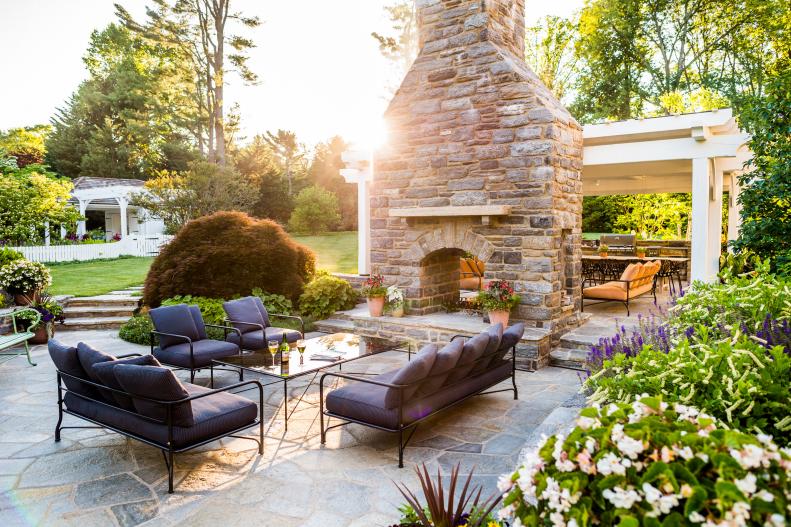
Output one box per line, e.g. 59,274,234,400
149,304,242,382
222,296,304,352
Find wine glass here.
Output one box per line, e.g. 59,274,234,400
296,339,307,364
267,340,279,371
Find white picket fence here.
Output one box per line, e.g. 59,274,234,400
10,235,174,263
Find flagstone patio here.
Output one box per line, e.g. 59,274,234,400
0,329,583,527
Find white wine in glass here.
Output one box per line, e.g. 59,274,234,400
296,339,307,364
267,340,279,370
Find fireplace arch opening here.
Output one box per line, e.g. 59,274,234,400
413,248,485,315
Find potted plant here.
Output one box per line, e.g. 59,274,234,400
0,260,52,305
385,285,405,317
16,292,64,344
361,274,387,317
597,243,609,258
477,279,520,327
635,246,646,259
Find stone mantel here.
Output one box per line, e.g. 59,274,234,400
388,205,511,225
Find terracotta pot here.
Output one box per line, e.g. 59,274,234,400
488,310,510,327
599,252,608,258
29,323,53,345
390,305,404,318
14,291,39,306
636,252,646,259
367,296,386,317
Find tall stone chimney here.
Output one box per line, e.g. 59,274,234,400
371,0,584,335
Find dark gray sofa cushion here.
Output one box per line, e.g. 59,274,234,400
150,304,200,348
92,355,161,410
472,323,504,374
495,323,525,362
114,364,194,427
227,327,300,349
386,344,437,407
63,383,257,448
76,342,115,401
446,333,489,384
154,339,239,368
326,361,512,429
48,339,100,399
251,296,271,327
223,297,264,334
189,306,208,340
417,340,464,396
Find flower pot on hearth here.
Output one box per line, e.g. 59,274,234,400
29,322,53,345
599,252,608,259
14,291,40,306
367,296,386,317
390,305,404,318
488,309,510,327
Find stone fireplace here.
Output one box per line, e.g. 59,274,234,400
371,0,583,334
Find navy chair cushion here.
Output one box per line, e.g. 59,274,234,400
265,327,301,344
385,344,437,407
251,296,271,328
114,364,194,427
154,339,239,368
495,323,525,362
48,339,100,399
150,304,200,349
76,342,115,401
223,297,264,334
64,384,257,448
189,306,208,340
417,339,464,396
446,332,489,383
472,323,504,374
92,355,161,410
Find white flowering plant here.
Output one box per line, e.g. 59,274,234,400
0,260,52,295
498,398,791,527
386,285,404,309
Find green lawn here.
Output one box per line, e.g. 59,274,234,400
293,231,358,274
49,257,154,297
47,232,358,297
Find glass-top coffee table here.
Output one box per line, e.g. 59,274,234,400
211,333,408,430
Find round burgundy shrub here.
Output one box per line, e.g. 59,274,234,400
143,211,316,306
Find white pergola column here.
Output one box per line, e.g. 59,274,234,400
77,199,90,236
60,225,67,239
44,221,51,246
341,149,373,275
118,197,129,240
690,158,723,283
727,172,742,245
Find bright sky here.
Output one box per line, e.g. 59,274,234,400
0,0,583,148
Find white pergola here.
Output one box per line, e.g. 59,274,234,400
583,109,750,282
343,109,751,283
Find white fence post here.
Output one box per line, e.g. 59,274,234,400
9,234,174,263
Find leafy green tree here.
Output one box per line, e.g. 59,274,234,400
264,130,306,197
231,135,293,224
116,0,261,165
582,196,626,234
525,15,579,103
615,193,692,239
131,161,256,233
309,136,356,230
46,24,198,180
732,69,791,262
288,186,341,235
0,126,51,168
0,165,81,245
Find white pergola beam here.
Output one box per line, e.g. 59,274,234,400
584,134,749,166
584,109,735,140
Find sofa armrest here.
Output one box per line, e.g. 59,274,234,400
150,331,192,345
117,353,143,359
450,334,470,342
270,314,305,337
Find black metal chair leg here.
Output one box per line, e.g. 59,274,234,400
167,451,174,494
398,429,404,468
55,403,63,442
283,381,288,432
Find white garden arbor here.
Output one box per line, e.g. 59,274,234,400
343,108,751,283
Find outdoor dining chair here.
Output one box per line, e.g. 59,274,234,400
222,296,304,352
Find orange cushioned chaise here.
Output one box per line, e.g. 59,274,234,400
582,260,660,316
460,258,487,290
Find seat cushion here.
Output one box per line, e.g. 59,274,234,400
150,304,201,348
92,355,161,410
63,384,257,448
326,361,512,429
114,364,194,427
223,297,265,334
446,333,488,384
583,283,628,301
154,339,240,368
417,340,464,396
265,327,301,344
227,329,266,350
386,344,437,407
48,339,100,399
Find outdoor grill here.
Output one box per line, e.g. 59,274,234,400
599,234,636,256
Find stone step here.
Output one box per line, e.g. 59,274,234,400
63,305,136,318
314,318,356,334
558,334,598,352
67,296,140,308
58,316,130,331
549,347,589,370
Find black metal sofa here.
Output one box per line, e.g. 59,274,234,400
48,339,264,493
319,323,525,467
